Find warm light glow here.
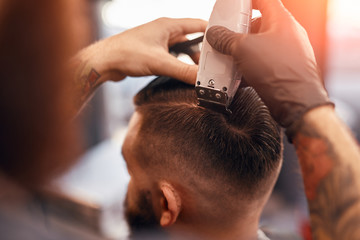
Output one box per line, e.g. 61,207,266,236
102,0,216,29
102,0,261,29
328,0,360,27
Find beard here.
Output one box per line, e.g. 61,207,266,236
124,190,168,240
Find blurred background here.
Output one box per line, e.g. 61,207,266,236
40,0,360,239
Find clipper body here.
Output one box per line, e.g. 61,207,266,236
196,0,252,113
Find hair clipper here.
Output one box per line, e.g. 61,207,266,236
196,0,252,113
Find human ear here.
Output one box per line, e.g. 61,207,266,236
159,182,182,227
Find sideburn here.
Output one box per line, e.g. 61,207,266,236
124,190,168,239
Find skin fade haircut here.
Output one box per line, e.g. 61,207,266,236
133,76,282,202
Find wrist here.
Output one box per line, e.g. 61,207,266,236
77,40,126,83
78,43,106,84
286,104,335,143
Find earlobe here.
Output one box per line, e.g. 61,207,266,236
160,211,172,226
159,182,182,227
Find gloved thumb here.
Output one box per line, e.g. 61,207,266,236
206,26,245,56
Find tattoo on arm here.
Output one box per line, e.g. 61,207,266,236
78,68,101,102
72,60,102,111
294,126,360,240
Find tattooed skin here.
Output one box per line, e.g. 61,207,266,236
293,108,360,240
71,59,102,112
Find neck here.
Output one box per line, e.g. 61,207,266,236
170,214,260,240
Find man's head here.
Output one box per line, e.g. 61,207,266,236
122,77,282,238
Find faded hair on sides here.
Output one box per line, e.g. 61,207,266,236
133,76,282,200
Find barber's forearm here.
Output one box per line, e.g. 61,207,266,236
69,42,125,114
68,17,207,115
293,105,360,239
71,57,102,112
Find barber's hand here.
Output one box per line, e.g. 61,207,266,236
206,0,333,137
84,18,207,84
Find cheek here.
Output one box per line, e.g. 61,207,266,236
125,178,145,214
125,179,136,210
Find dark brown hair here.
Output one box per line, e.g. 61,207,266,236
133,77,282,200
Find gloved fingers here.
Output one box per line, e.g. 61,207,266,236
206,18,261,55
253,0,293,32
253,0,287,20
206,26,243,56
251,17,262,34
